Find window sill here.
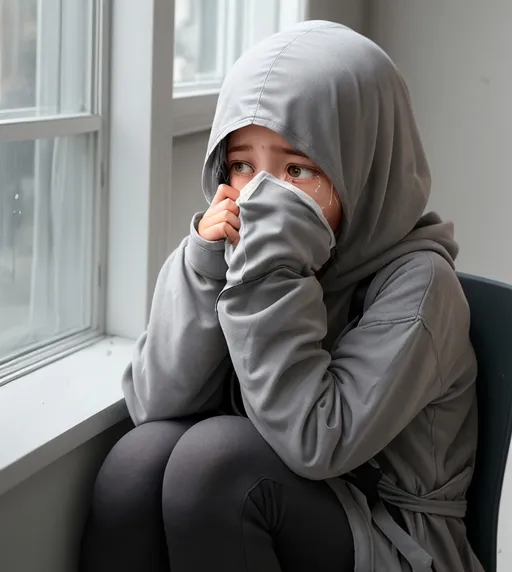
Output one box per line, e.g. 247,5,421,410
0,336,133,496
172,93,218,136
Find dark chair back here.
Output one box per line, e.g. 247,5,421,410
459,273,512,572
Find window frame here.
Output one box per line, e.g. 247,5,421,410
171,0,307,137
0,0,111,387
171,93,218,137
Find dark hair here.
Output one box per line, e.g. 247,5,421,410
213,138,229,185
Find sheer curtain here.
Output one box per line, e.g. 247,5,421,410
0,0,94,360
29,0,94,342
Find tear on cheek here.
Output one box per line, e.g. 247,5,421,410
329,184,340,207
319,183,340,211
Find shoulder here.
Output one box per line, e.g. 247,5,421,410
363,252,475,387
363,251,469,330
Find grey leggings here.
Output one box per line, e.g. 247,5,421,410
80,415,354,572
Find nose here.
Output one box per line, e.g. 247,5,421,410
256,163,284,182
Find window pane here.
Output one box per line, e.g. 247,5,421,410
0,134,95,362
173,0,304,96
0,0,93,119
174,0,223,93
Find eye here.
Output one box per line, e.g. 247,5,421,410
231,162,254,175
287,165,318,180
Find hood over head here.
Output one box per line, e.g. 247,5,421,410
202,20,458,291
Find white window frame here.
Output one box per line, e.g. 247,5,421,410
106,0,175,339
0,0,110,386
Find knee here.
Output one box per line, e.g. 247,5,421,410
90,420,190,521
162,416,274,515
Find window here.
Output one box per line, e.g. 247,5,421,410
0,0,107,385
173,0,305,97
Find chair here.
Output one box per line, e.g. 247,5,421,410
459,273,512,572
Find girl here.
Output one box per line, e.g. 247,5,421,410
81,21,482,572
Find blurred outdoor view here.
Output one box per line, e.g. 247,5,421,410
0,0,93,362
0,0,38,358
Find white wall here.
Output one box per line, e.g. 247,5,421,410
369,0,512,284
169,133,209,250
307,0,368,34
368,4,512,570
0,421,130,572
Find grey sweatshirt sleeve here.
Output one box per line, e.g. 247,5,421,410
217,186,463,480
122,213,230,425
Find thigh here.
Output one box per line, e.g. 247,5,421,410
163,415,354,572
258,465,355,572
81,417,202,572
90,418,199,518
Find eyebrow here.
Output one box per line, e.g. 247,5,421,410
227,143,309,159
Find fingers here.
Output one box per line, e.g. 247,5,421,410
204,197,240,219
198,208,240,244
218,222,240,247
211,184,240,207
197,185,241,245
199,221,239,245
203,209,241,231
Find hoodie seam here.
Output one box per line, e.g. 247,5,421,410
185,244,227,280
358,252,436,328
358,316,417,329
415,252,444,388
416,252,436,319
239,477,289,571
189,239,226,255
419,317,443,391
357,316,443,394
419,253,445,390
252,24,336,121
216,264,306,309
252,36,306,120
186,257,226,281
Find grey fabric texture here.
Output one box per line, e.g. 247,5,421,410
123,21,482,572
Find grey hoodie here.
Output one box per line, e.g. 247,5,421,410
123,21,481,572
